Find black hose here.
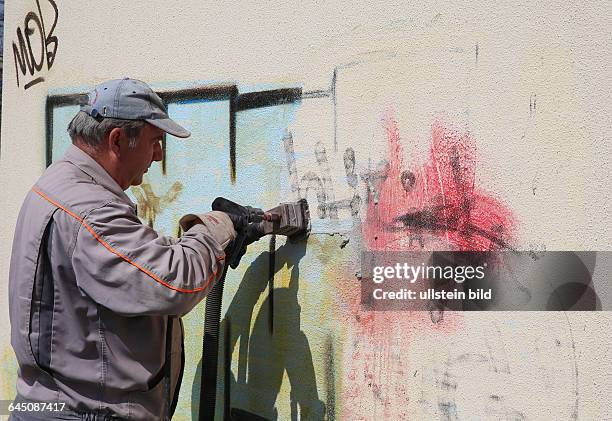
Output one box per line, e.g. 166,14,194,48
199,264,229,421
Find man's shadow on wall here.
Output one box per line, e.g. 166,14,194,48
192,238,325,420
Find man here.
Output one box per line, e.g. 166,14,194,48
8,78,237,420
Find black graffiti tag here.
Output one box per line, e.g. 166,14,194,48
12,0,59,90
283,131,364,220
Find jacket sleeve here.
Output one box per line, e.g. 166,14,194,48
71,200,235,317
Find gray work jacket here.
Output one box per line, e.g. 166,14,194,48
9,145,232,420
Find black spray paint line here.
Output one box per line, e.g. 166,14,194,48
343,148,358,189
332,68,338,152
330,61,361,154
324,334,336,421
283,131,301,197
268,235,276,335
322,197,361,217
343,147,363,216
37,0,58,68
493,322,511,374
314,142,338,219
157,85,236,103
300,172,328,219
530,93,537,116
360,158,390,205
482,326,510,375
435,367,458,392
393,210,514,251
234,88,302,112
330,52,396,152
563,311,579,420
301,90,331,99
158,85,238,180
229,89,237,184
24,76,45,90
449,145,474,236
436,364,460,421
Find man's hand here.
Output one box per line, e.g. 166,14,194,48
211,197,265,268
211,197,252,228
178,211,237,249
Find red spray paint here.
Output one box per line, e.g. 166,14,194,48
340,112,517,419
364,112,516,251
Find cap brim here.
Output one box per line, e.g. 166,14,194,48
146,118,191,138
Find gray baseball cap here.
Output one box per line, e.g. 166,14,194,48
81,77,191,138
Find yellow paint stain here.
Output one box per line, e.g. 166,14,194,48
303,233,355,418
130,180,183,227
0,346,18,401
276,263,292,289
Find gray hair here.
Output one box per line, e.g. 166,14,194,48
67,111,146,149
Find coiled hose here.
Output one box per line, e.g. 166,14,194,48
199,265,229,421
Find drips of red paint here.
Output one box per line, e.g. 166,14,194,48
364,112,516,251
339,114,513,419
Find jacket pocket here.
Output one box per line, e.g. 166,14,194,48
28,213,57,371
127,376,167,420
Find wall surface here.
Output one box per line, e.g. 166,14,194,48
1,1,611,420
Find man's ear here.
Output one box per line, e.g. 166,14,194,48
107,128,124,157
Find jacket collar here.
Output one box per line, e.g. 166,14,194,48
62,144,136,208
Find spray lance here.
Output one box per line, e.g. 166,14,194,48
198,197,311,421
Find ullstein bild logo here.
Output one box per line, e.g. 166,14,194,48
361,251,609,311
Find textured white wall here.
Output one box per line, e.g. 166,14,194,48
1,1,610,419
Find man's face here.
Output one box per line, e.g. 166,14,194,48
120,123,164,187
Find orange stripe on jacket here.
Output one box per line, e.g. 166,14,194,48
32,187,223,294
